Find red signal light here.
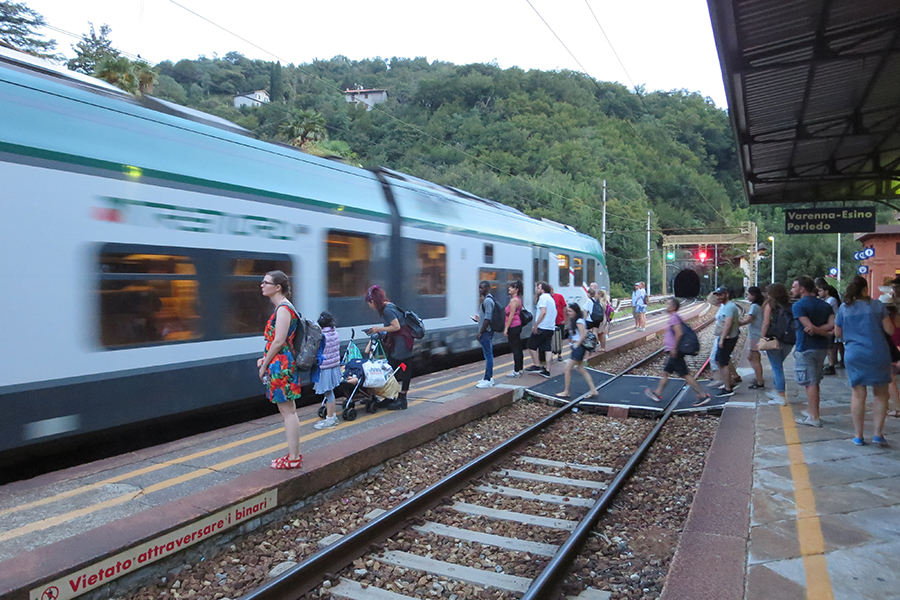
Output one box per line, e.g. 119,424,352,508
698,250,708,262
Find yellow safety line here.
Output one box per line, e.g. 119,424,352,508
778,405,835,600
1,304,703,540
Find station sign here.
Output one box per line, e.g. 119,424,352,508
784,206,876,234
858,265,869,275
853,247,875,261
829,268,838,276
30,490,278,600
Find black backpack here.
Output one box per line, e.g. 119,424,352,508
485,295,505,332
590,300,604,323
389,303,425,339
770,305,796,345
675,318,700,355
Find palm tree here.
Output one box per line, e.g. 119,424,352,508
133,61,157,95
280,109,327,148
94,55,138,94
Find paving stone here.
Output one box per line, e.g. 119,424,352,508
746,563,806,600
766,459,884,488
823,540,900,600
748,520,801,564
812,482,893,516
750,486,796,527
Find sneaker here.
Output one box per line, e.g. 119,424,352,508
505,371,522,378
767,397,787,406
873,435,889,447
644,388,662,401
525,365,542,373
852,437,866,446
557,355,564,362
715,388,735,398
314,416,338,430
475,378,494,389
539,369,552,378
765,390,781,400
823,366,836,375
795,415,822,427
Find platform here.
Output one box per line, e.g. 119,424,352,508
0,301,709,600
662,350,900,600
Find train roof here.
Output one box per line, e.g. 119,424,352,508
0,50,604,260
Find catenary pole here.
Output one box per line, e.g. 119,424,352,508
601,180,607,255
837,234,842,284
714,244,718,289
646,211,651,297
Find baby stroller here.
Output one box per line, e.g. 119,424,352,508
318,332,400,421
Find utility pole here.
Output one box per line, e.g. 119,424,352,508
837,234,842,285
714,244,718,289
754,229,759,287
646,211,651,297
601,180,607,255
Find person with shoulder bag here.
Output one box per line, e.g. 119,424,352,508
596,289,611,352
740,287,766,389
473,281,498,388
759,282,793,406
555,303,599,399
503,280,525,378
645,298,710,406
258,270,303,470
364,285,413,410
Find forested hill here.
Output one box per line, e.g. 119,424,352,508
153,53,747,291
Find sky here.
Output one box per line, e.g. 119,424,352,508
26,0,728,108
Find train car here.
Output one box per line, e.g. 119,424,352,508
0,48,609,455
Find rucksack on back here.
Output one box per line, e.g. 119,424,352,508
590,300,604,323
770,306,796,345
487,296,505,332
294,318,323,370
403,308,426,339
605,302,614,321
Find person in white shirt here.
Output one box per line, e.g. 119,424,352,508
526,282,556,378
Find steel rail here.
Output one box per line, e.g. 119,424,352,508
240,308,715,600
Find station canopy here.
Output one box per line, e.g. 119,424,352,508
708,0,900,206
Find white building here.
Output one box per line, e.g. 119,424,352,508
234,90,270,108
343,87,388,111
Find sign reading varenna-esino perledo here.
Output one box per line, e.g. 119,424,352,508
785,207,876,234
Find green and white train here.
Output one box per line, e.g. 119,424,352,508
0,48,608,454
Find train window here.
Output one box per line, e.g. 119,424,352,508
328,232,370,297
507,270,523,283
558,254,570,287
542,259,549,283
417,243,446,295
484,244,494,264
225,257,294,335
573,257,583,287
587,259,596,284
99,252,201,347
533,258,539,285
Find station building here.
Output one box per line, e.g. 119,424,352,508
856,224,900,291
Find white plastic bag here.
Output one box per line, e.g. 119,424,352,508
362,360,390,388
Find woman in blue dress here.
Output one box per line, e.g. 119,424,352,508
834,276,895,447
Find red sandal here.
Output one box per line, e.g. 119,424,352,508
270,455,302,470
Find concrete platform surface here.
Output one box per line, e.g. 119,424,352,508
662,347,900,600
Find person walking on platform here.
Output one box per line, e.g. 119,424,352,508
364,285,413,410
552,287,567,362
816,277,842,375
556,303,599,399
473,281,496,388
712,287,740,398
313,312,342,430
791,276,835,427
258,270,303,470
596,289,611,352
835,276,895,446
645,298,710,405
503,280,525,378
632,282,647,331
526,282,556,378
741,286,765,389
760,283,793,406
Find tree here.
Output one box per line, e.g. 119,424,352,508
280,109,327,148
67,23,118,75
93,55,156,96
0,1,57,59
270,61,283,103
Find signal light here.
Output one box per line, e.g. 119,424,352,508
666,251,675,260
698,250,708,263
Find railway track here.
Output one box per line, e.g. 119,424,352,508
222,317,719,600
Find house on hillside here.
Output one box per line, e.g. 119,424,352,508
343,86,388,111
855,225,900,293
234,90,270,108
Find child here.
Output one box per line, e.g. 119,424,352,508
645,298,710,406
314,312,342,430
555,303,599,399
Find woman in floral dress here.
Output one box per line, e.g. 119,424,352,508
258,270,303,469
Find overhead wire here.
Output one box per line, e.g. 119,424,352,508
162,0,650,231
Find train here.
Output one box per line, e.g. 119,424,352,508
0,47,609,455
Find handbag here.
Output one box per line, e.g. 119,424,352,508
757,337,779,351
362,360,390,388
582,332,598,351
519,308,533,327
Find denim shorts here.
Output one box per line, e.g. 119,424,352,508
794,349,827,387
